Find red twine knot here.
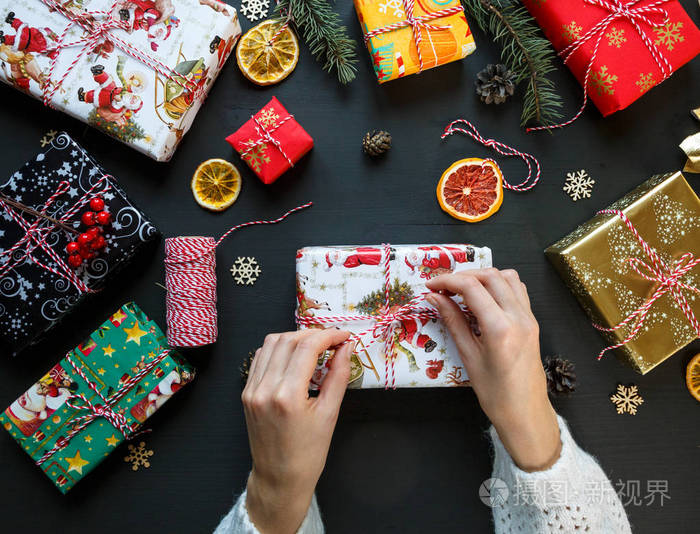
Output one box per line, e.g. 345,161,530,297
241,113,295,167
593,209,700,360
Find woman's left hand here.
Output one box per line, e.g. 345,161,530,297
242,328,354,534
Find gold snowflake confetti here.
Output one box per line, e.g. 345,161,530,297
606,27,627,48
230,256,261,285
124,441,153,470
40,130,58,147
610,384,644,415
258,109,279,128
654,21,684,51
562,21,583,43
589,65,618,96
635,72,656,93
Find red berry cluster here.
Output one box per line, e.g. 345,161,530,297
65,197,111,269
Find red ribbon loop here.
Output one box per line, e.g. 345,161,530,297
592,209,700,360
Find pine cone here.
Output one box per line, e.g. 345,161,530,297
543,357,577,396
475,64,516,105
362,130,392,156
240,351,255,387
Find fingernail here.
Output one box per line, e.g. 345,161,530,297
425,294,437,306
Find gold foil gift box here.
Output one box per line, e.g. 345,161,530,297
545,172,700,374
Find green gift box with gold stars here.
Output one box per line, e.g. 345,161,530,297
1,302,195,493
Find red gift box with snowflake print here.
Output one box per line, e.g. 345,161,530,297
522,0,700,117
225,97,313,184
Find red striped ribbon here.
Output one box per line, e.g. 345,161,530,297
0,177,111,294
240,113,296,167
362,0,464,74
527,0,673,132
593,209,700,359
36,349,169,466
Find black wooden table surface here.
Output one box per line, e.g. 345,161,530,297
1,2,699,533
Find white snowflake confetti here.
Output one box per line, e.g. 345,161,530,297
563,169,595,201
240,0,270,21
230,257,261,285
610,384,644,415
378,0,405,17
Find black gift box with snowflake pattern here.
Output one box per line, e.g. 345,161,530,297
0,133,159,356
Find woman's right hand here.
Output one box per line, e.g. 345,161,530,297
425,268,561,472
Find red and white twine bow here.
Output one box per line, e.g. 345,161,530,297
296,244,449,389
36,349,170,466
593,209,700,359
240,113,295,167
0,177,111,294
362,0,464,73
441,119,541,192
39,0,199,108
528,0,673,132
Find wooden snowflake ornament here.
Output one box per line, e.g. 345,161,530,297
563,169,595,201
124,441,154,470
240,0,270,21
610,384,644,415
230,257,261,285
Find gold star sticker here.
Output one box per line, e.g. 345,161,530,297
84,435,92,443
124,322,147,345
106,434,119,447
65,450,89,475
97,368,106,376
112,309,127,323
103,345,116,357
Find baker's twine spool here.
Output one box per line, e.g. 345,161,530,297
163,203,312,348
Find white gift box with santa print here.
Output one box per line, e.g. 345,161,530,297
0,0,241,161
295,244,493,389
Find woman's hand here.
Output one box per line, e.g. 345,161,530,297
242,329,354,534
425,269,561,472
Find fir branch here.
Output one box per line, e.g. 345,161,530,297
462,0,563,128
275,0,358,85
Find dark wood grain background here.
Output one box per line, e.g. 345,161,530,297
1,1,699,532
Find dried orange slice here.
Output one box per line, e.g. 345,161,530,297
191,159,241,212
236,20,299,86
437,158,504,222
686,353,700,402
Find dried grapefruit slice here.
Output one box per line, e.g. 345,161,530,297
191,158,241,212
437,158,503,222
686,353,700,402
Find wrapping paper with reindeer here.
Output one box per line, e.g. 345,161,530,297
295,244,492,389
0,302,195,493
0,0,241,161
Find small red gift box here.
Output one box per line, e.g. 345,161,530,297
522,0,700,117
225,97,313,184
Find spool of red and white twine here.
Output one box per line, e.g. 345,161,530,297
164,203,312,347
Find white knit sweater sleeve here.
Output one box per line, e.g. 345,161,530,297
213,490,324,534
489,416,632,534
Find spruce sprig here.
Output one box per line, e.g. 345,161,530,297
275,0,358,85
462,0,563,128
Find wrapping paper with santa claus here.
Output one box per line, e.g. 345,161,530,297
296,244,492,389
0,0,241,161
0,302,195,493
